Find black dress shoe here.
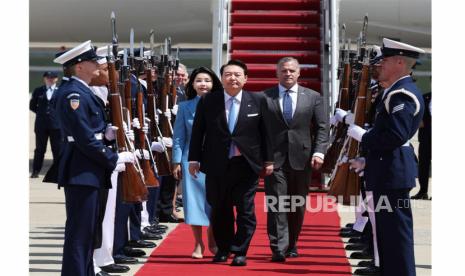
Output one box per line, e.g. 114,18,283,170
411,192,429,200
285,248,298,258
212,251,230,263
354,266,380,275
271,252,286,262
345,223,354,228
348,237,364,244
95,271,111,276
30,171,39,178
123,247,146,257
231,255,247,266
340,230,361,238
340,226,353,232
358,260,374,267
100,263,130,273
113,255,138,264
158,214,181,223
153,224,168,230
345,243,368,251
144,226,166,235
350,250,373,259
127,239,156,248
141,231,163,240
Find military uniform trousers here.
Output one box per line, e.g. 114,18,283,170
32,127,62,173
62,185,103,276
373,189,415,276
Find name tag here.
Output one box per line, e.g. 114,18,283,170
247,113,259,117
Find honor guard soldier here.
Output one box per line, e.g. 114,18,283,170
347,38,425,276
53,40,135,276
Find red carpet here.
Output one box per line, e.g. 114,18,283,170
136,192,351,275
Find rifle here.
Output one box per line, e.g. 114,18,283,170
328,53,370,205
328,16,370,205
135,76,159,187
321,34,351,174
108,48,147,203
146,65,172,176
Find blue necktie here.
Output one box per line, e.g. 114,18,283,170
282,89,293,124
228,97,238,157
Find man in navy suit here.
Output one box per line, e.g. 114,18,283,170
188,60,273,266
30,71,62,178
54,40,135,276
347,38,425,276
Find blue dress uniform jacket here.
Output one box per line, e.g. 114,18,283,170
56,77,118,189
362,76,424,191
361,76,424,276
30,85,61,130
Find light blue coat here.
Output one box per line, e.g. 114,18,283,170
172,96,211,225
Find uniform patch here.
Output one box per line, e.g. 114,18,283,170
392,103,405,113
70,99,80,110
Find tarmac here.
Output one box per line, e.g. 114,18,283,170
29,112,431,275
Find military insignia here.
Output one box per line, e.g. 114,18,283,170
392,103,404,113
70,99,80,110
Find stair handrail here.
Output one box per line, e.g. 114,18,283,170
212,0,229,75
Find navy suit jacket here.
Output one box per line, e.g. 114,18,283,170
55,77,118,189
188,90,272,176
362,76,424,191
30,85,61,130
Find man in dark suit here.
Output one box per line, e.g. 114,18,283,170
261,57,328,262
29,71,62,178
53,40,135,276
347,38,425,276
188,60,273,266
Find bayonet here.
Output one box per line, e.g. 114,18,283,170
111,11,118,58
175,47,179,70
149,29,155,57
361,14,368,47
130,28,135,57
140,41,144,58
123,48,128,67
167,37,172,56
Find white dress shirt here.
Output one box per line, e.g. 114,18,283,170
224,90,242,157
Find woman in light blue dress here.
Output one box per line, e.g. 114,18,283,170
172,67,223,259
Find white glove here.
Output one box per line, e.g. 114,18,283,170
142,125,149,134
334,108,348,123
114,163,126,172
135,149,150,160
329,115,337,126
117,151,136,164
344,112,355,125
349,157,366,173
161,137,173,148
104,124,119,141
347,124,366,142
163,110,171,120
154,113,159,125
151,141,166,153
171,104,178,116
122,122,135,141
144,117,151,125
132,118,141,129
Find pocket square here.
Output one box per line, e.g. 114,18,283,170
247,113,259,117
